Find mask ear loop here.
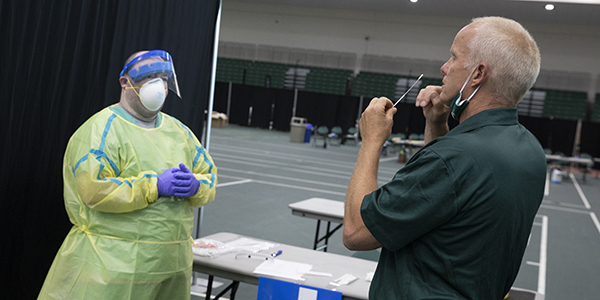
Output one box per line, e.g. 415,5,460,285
456,66,481,107
125,77,145,102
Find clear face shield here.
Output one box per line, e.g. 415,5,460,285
120,50,181,99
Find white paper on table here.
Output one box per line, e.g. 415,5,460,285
253,259,313,281
225,237,276,253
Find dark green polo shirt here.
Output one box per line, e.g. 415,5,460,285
361,108,546,300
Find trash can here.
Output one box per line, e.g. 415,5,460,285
290,117,308,143
304,124,313,143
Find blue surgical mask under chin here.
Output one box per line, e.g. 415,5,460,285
449,67,481,121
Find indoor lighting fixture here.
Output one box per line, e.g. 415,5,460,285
511,0,600,4
410,0,418,3
545,4,555,9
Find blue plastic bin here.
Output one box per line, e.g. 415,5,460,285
304,124,313,143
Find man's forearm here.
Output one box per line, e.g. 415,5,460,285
343,142,383,250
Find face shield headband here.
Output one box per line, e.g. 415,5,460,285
120,50,181,98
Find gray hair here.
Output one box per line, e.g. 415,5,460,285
467,17,541,106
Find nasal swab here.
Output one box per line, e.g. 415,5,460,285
393,74,423,107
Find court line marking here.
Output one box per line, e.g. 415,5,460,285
213,153,354,177
211,144,360,170
525,215,547,295
591,212,600,236
539,204,590,215
213,155,352,178
218,174,346,196
538,215,548,295
215,157,390,185
210,137,362,160
544,171,550,197
380,156,399,162
210,144,400,174
217,179,253,187
559,202,589,209
569,173,591,209
218,166,349,189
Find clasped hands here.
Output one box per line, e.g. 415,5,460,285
157,163,200,198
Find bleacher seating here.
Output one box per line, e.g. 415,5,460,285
247,61,291,88
351,72,401,99
541,89,587,120
217,58,352,94
305,67,352,95
216,58,253,84
594,93,600,123
216,57,594,123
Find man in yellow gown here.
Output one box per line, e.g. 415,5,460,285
39,50,217,299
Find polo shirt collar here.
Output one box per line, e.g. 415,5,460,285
446,107,519,137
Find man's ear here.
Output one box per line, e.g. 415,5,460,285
472,63,488,86
119,76,129,88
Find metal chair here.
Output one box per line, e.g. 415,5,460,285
312,126,329,148
329,126,343,146
344,127,358,145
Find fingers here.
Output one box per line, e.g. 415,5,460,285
415,85,442,107
386,106,397,118
158,164,198,198
363,97,395,118
165,167,178,174
173,187,194,198
174,191,194,198
370,97,394,109
173,186,189,193
359,97,397,145
179,163,191,173
172,179,199,197
172,178,192,186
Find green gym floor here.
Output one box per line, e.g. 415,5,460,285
191,124,600,300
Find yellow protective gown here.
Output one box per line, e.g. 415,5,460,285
39,105,217,299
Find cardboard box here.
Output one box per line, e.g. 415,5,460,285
211,112,228,128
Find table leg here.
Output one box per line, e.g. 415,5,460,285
314,220,321,250
205,276,240,300
230,281,239,300
314,221,343,252
324,221,331,252
205,275,214,300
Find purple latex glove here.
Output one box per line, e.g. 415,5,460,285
157,167,180,197
171,163,200,198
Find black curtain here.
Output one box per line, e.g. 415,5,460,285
392,102,418,136
547,118,578,155
520,116,553,149
296,91,342,130
334,96,360,133
271,88,295,131
581,122,600,158
228,84,255,126
213,81,231,115
249,86,274,128
0,0,220,298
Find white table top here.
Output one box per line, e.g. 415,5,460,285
289,198,344,223
193,232,377,300
391,137,425,147
545,154,594,166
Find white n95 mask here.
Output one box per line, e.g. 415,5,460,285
132,78,167,111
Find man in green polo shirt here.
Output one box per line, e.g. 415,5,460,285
343,17,546,299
